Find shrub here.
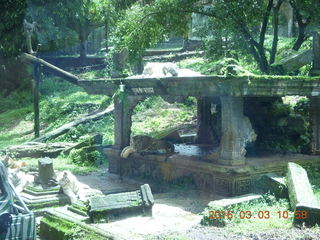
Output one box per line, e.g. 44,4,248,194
69,148,106,167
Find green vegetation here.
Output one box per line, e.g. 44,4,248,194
19,156,98,175
2,1,320,238
252,98,311,153
201,194,292,233
305,163,320,204
0,73,197,173
132,96,196,137
41,215,108,240
69,148,106,167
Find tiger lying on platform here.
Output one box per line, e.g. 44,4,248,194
57,171,102,203
120,135,175,158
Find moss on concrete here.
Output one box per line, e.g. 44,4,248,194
40,214,108,240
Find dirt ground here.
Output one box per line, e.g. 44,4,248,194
65,169,320,240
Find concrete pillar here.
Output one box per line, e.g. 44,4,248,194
114,96,143,150
218,96,256,165
310,97,320,154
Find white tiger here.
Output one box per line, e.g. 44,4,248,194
8,168,34,193
57,171,102,203
142,62,179,77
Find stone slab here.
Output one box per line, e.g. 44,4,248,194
88,184,154,222
256,173,288,198
286,162,320,226
207,193,262,209
271,49,313,72
201,194,262,226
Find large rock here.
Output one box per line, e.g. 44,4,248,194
286,162,320,226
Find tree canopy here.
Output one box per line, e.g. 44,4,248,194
113,0,320,73
1,0,27,57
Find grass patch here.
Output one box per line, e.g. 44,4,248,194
131,96,196,137
226,197,292,233
0,106,34,149
21,156,99,175
0,105,33,130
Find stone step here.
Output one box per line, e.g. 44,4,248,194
21,185,69,212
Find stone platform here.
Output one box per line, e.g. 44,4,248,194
20,185,69,216
105,146,320,196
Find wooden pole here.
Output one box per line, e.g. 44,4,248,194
33,61,40,138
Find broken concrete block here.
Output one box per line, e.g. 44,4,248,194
271,49,313,73
88,184,154,223
201,194,262,226
286,162,320,226
256,173,288,198
35,158,56,187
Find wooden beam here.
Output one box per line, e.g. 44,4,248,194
21,53,79,84
33,104,114,142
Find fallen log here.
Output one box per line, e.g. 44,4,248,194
5,142,76,158
21,53,80,84
34,104,114,142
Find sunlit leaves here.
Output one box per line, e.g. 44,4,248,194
113,0,193,62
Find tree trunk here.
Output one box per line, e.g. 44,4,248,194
79,39,87,59
270,0,283,64
257,46,270,74
104,21,109,53
79,29,88,59
293,25,307,50
290,0,311,51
